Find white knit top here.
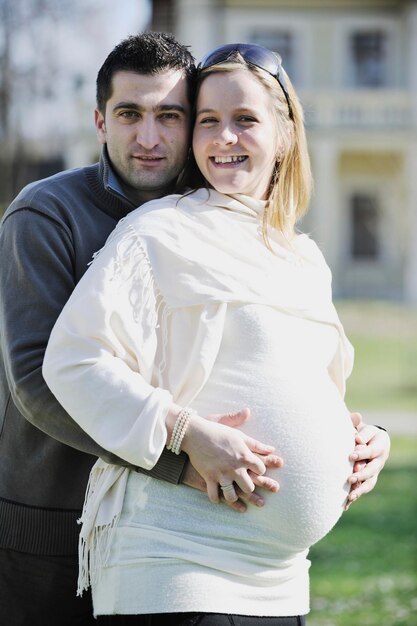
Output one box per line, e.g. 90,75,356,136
43,189,355,617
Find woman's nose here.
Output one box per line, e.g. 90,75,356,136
213,124,238,146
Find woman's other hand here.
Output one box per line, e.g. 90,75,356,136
345,412,391,510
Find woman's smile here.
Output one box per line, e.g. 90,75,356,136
210,155,248,166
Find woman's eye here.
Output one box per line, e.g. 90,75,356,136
199,117,217,125
237,115,256,123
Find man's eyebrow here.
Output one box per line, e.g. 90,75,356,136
157,104,187,114
112,102,187,113
112,102,140,112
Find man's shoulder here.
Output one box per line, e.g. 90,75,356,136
3,163,99,222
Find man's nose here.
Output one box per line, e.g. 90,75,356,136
136,119,159,150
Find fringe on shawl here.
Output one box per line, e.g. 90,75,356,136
76,463,127,596
77,220,171,595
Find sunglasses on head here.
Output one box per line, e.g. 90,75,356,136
197,43,294,121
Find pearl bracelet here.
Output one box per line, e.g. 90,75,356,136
167,407,195,455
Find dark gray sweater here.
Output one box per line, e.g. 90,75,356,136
0,149,186,555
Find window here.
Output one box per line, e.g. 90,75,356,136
250,31,294,80
350,193,380,259
350,31,387,87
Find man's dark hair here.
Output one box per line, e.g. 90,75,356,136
96,32,196,112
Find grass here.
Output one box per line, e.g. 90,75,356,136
308,436,417,625
336,300,417,412
307,302,416,624
345,335,417,411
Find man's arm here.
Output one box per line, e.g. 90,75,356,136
0,208,186,482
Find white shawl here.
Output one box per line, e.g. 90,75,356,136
43,188,353,595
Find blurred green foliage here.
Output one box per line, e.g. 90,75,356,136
338,301,417,412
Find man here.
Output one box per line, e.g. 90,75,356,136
0,32,390,625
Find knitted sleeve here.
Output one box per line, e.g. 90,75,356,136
0,207,186,480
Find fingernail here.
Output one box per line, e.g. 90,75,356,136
350,453,359,460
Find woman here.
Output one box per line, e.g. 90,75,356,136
43,43,388,624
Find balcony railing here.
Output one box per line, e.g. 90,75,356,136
301,90,413,129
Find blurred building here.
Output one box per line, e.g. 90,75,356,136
0,0,150,211
152,0,417,303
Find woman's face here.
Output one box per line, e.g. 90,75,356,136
193,68,279,200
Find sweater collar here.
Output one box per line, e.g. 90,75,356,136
99,147,137,208
84,148,136,221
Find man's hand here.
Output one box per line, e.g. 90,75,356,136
181,408,283,512
345,412,391,510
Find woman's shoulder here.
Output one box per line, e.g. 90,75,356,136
294,233,329,269
127,193,182,224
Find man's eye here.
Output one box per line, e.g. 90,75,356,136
119,111,139,119
160,112,181,120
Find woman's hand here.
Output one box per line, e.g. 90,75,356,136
208,407,282,506
180,409,282,505
181,454,282,513
345,412,391,510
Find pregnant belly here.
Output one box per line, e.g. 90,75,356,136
191,368,355,552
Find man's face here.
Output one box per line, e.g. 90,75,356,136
95,70,191,204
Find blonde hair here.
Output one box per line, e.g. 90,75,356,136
197,55,313,241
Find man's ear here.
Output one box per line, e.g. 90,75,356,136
95,109,107,144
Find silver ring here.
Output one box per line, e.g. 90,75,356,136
220,483,235,494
